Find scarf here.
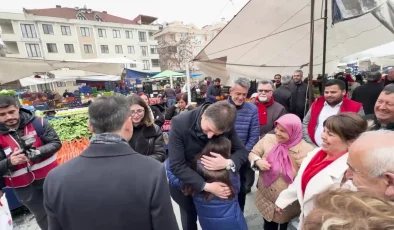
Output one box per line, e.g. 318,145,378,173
263,114,302,187
307,96,362,145
90,133,129,145
255,96,274,125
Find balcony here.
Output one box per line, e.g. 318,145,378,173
0,19,18,42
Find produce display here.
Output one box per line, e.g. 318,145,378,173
0,90,17,96
57,137,90,165
55,107,88,117
49,114,90,141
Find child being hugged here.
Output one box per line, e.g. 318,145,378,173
166,137,247,230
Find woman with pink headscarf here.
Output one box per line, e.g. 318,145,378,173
248,114,314,230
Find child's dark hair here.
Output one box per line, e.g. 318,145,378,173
183,137,236,201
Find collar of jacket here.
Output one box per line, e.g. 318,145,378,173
134,124,158,139
189,102,212,138
82,142,138,158
227,97,244,109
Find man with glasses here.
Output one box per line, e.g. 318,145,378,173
255,80,286,137
288,70,314,120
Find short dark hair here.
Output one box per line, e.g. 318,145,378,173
204,101,236,132
88,96,131,134
214,78,221,83
127,94,153,126
176,93,188,103
274,74,281,78
0,96,18,108
323,113,367,142
382,84,394,95
324,79,346,91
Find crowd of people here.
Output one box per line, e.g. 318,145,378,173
0,68,393,230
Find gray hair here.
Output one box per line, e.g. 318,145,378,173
258,80,274,89
233,77,250,89
204,101,237,132
88,96,131,134
281,75,292,85
294,70,303,76
360,130,394,177
382,84,394,95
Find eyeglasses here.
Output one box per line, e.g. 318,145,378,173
130,109,145,115
257,89,273,93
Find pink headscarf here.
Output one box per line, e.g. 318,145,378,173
263,114,303,187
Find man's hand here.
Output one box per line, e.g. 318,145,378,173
10,148,29,166
201,152,228,171
204,182,231,199
256,159,271,171
275,206,283,214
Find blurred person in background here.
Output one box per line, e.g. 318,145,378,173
255,80,286,137
44,96,178,230
165,93,194,121
288,70,314,121
383,67,394,86
273,75,293,113
127,95,166,162
250,93,258,103
163,84,177,108
274,74,282,89
364,84,394,131
206,78,222,103
303,189,394,230
227,77,259,211
249,114,314,230
139,93,165,127
351,72,383,115
275,113,367,229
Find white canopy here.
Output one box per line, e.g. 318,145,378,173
19,74,121,87
0,57,134,84
195,0,394,83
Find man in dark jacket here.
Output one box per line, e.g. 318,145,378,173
227,77,259,211
352,71,384,115
288,70,314,120
168,101,248,230
44,96,178,230
0,96,61,230
206,78,222,103
273,75,293,113
364,84,394,131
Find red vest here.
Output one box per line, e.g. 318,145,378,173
0,118,58,188
307,97,362,145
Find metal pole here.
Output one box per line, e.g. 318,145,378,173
308,0,316,108
186,62,192,104
321,0,328,95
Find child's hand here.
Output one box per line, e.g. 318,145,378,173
201,152,228,170
204,182,231,199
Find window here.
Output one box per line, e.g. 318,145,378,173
126,31,133,39
25,44,41,57
77,13,86,20
61,26,71,35
42,24,54,35
98,29,106,38
138,31,147,42
38,84,51,92
83,44,93,53
194,36,202,45
73,81,80,86
115,45,123,54
129,62,137,68
101,45,109,54
56,82,66,87
21,24,37,38
46,43,58,53
141,46,148,56
151,59,160,68
64,44,75,53
180,33,188,40
80,27,90,37
143,60,150,70
150,45,158,54
170,34,175,41
113,30,121,38
127,46,135,54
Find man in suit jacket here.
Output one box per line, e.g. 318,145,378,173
273,75,293,113
43,96,178,230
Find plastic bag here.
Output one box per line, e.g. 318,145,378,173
0,194,13,230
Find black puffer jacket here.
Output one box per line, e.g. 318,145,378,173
0,108,62,177
129,124,166,162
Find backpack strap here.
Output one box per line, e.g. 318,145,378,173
31,117,44,137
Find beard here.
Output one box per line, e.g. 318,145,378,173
258,95,268,103
325,97,343,106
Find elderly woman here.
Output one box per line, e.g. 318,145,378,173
275,113,368,229
165,93,194,120
127,95,166,162
248,114,314,230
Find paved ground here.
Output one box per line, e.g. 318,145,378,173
13,173,264,230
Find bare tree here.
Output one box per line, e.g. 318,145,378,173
158,33,195,71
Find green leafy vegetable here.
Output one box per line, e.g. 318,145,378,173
49,114,90,141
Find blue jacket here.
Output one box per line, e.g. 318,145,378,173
228,98,260,151
165,161,247,230
206,85,222,103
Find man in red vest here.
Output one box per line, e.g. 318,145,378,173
0,96,61,230
302,79,364,147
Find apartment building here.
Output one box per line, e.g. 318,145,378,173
154,19,227,71
0,5,161,74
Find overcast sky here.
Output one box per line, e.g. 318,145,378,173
0,0,248,27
